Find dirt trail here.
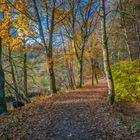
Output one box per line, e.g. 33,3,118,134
0,79,139,140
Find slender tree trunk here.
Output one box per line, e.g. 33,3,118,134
78,42,85,88
78,58,83,88
119,0,132,61
61,32,75,89
67,66,73,89
132,5,140,59
32,0,57,94
47,51,57,94
65,59,75,89
8,46,20,101
48,63,57,93
82,75,85,86
23,47,28,96
133,23,140,59
0,38,7,113
69,63,75,89
101,0,115,105
65,59,72,89
91,60,94,86
95,69,98,84
70,63,76,88
91,59,98,86
63,47,74,89
124,28,132,61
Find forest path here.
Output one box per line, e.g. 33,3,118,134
0,79,137,140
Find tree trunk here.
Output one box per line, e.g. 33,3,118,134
70,63,76,88
78,42,85,88
8,46,20,101
91,59,98,86
47,0,57,93
124,28,132,61
78,58,83,88
91,61,94,86
95,69,98,84
48,63,57,94
69,63,75,89
66,62,73,89
92,64,95,86
101,0,115,105
32,0,57,94
0,38,7,113
61,33,75,89
119,0,132,61
132,5,140,59
47,51,57,94
133,23,140,59
23,48,28,97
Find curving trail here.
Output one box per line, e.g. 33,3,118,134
0,79,139,140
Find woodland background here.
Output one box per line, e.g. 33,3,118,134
0,0,139,121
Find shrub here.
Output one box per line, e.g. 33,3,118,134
132,123,140,132
112,60,140,102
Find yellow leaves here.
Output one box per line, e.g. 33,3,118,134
5,9,11,17
0,9,11,39
0,0,9,12
14,0,24,10
27,33,36,39
15,14,32,39
16,15,28,28
10,38,21,50
0,4,6,13
0,29,8,39
0,18,10,29
17,27,30,39
55,9,72,22
0,1,32,52
18,28,25,38
0,19,10,40
84,47,92,58
10,38,29,52
43,1,49,5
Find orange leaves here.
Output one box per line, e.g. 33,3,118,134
23,47,30,53
55,9,73,23
43,1,49,5
0,1,37,54
10,38,31,52
0,18,10,40
0,0,9,12
0,6,11,40
0,17,10,29
14,0,25,11
10,38,21,50
0,29,9,39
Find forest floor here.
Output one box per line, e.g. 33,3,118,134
0,79,140,140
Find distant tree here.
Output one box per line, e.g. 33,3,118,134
62,0,99,87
